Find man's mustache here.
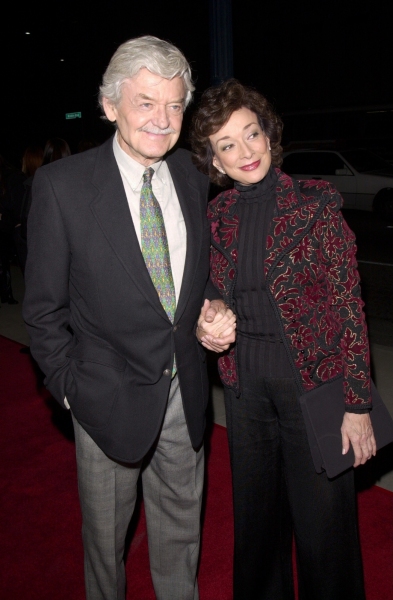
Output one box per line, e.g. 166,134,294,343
139,126,177,135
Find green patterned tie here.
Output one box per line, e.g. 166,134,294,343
140,167,176,374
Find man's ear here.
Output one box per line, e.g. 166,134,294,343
102,97,117,123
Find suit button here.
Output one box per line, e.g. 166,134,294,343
163,369,171,377
173,325,178,332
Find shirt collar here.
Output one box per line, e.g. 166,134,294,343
112,132,165,191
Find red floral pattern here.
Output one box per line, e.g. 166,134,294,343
208,169,371,408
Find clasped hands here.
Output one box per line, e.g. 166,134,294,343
196,299,236,353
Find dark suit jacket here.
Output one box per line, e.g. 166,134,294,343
23,137,215,462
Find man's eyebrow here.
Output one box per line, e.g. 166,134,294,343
137,94,155,101
137,93,185,104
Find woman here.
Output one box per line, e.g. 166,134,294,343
14,145,44,274
191,80,375,600
0,154,23,304
17,139,70,275
42,137,71,165
22,145,44,178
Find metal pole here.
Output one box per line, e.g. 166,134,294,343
209,0,234,85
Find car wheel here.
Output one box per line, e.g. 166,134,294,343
373,188,393,220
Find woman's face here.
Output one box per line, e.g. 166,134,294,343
209,107,271,185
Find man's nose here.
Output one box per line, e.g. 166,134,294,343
151,105,170,129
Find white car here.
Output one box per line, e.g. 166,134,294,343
282,149,393,219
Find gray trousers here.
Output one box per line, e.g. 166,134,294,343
72,375,204,600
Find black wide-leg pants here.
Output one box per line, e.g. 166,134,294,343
224,377,366,600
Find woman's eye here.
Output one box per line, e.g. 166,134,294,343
222,144,233,151
249,131,259,139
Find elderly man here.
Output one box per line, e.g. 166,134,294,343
23,36,234,600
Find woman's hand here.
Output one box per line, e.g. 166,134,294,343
341,412,376,467
196,299,236,353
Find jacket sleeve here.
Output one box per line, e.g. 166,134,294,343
321,195,371,410
22,168,74,406
203,276,224,302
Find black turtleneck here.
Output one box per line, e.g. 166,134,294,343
234,166,294,382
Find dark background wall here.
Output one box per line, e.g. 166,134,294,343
1,0,391,163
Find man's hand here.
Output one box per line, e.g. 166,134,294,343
196,299,236,353
341,412,376,467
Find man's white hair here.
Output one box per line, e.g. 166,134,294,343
99,36,194,111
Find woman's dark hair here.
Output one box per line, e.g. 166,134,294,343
42,138,71,165
0,154,9,196
22,145,43,177
77,139,98,153
190,79,283,187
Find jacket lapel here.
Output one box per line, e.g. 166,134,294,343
209,190,239,261
89,137,169,320
264,169,330,280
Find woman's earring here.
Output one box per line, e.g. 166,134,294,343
268,145,271,151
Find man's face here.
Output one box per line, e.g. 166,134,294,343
103,68,185,166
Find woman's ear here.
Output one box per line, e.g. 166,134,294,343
266,136,271,151
212,156,226,175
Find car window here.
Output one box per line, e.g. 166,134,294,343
340,149,393,174
283,152,346,175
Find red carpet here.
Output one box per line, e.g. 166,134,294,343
1,334,392,599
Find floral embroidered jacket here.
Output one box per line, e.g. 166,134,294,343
208,169,371,410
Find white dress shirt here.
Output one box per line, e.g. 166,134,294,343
112,133,187,303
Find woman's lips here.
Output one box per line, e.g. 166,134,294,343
239,160,261,171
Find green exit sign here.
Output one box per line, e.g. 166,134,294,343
65,112,82,119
